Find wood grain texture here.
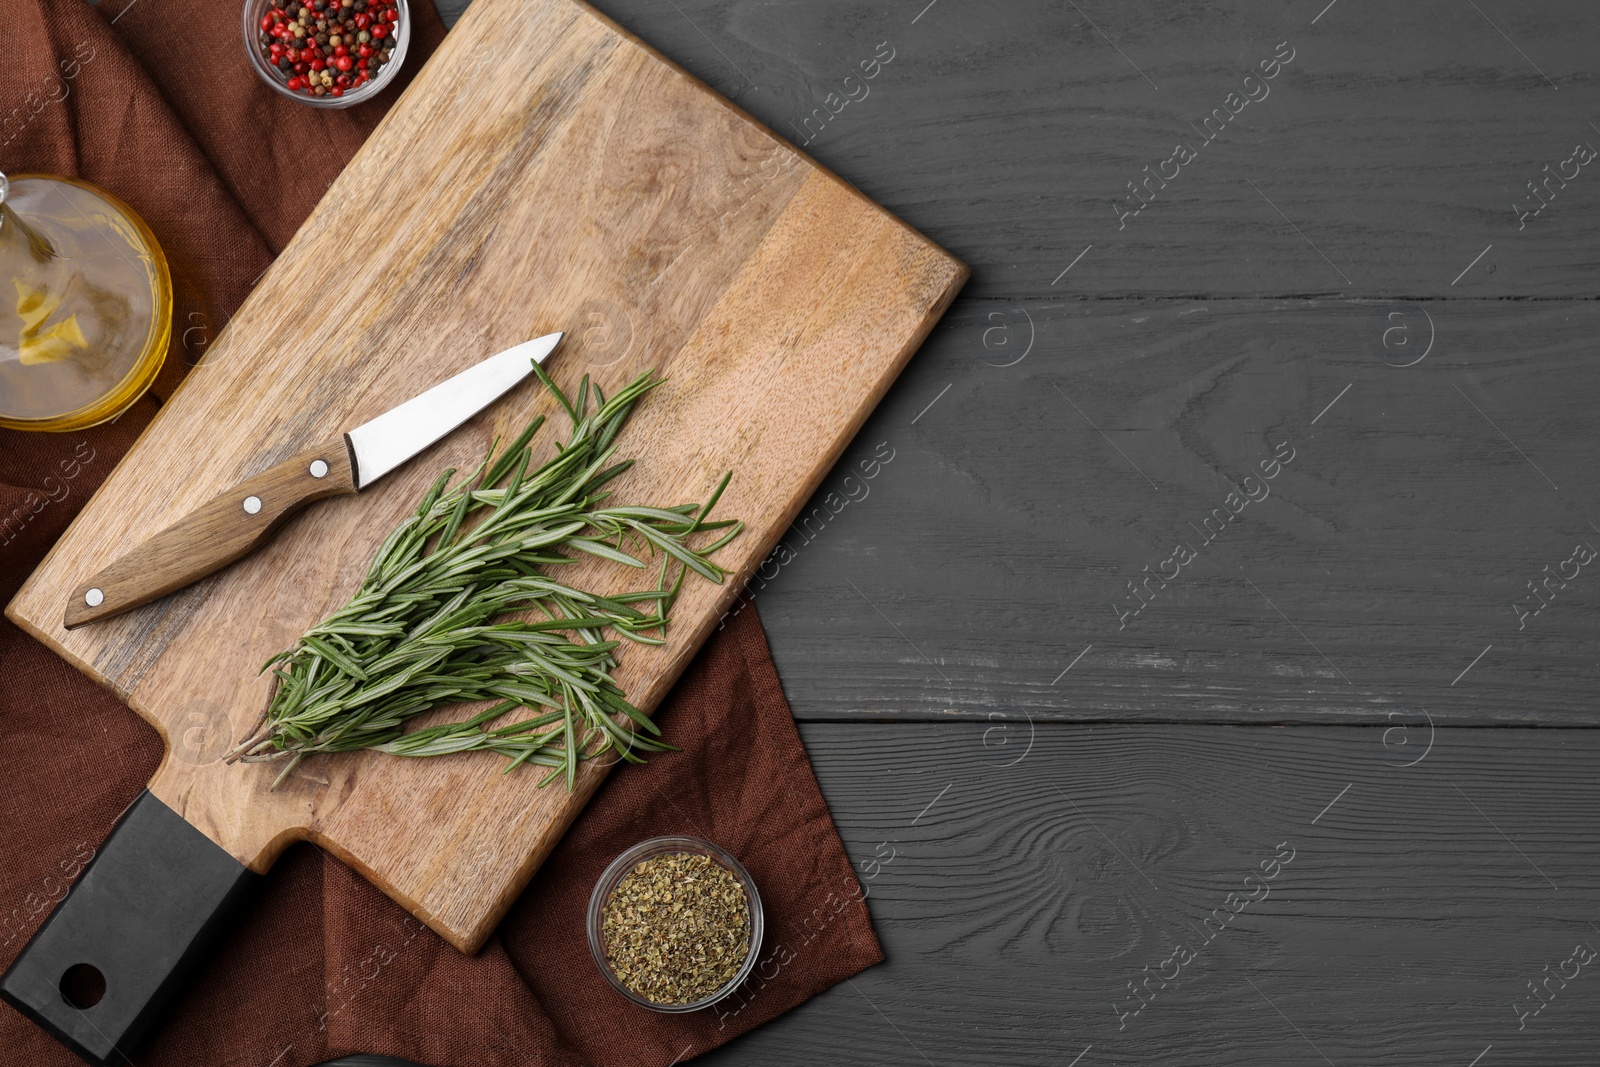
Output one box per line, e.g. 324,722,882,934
556,0,1600,730
5,0,964,953
312,724,1600,1067
577,0,1600,301
72,1,1600,1064
683,722,1600,1067
64,437,355,628
328,2,1600,1066
734,297,1600,727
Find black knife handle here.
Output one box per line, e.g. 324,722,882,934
1,790,261,1066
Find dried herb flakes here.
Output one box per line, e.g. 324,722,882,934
602,852,751,1004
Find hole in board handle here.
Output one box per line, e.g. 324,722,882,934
59,963,106,1008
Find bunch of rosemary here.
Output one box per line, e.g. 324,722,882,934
225,365,740,789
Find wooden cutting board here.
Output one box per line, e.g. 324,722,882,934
6,0,963,954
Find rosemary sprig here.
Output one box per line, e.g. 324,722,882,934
225,366,741,789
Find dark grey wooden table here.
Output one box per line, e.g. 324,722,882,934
334,1,1600,1063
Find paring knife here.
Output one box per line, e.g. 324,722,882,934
64,332,564,629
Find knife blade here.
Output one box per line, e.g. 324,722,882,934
63,332,563,629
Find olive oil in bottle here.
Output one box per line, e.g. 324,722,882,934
0,171,171,431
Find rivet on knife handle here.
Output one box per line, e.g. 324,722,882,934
63,438,357,629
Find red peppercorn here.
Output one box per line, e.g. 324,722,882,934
256,0,397,97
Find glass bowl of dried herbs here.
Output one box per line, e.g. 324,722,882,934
588,836,763,1012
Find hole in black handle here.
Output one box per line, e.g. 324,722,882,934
0,791,261,1067
60,963,106,1009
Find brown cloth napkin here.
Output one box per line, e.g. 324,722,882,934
0,0,882,1063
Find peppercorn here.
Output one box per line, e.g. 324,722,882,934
256,0,398,96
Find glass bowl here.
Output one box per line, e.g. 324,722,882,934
241,0,411,109
587,836,764,1013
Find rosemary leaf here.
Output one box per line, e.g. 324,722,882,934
225,367,742,788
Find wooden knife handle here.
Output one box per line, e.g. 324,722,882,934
63,438,358,629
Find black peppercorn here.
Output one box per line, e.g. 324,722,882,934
258,0,400,96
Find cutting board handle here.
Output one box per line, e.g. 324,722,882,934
0,791,261,1066
63,437,358,629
